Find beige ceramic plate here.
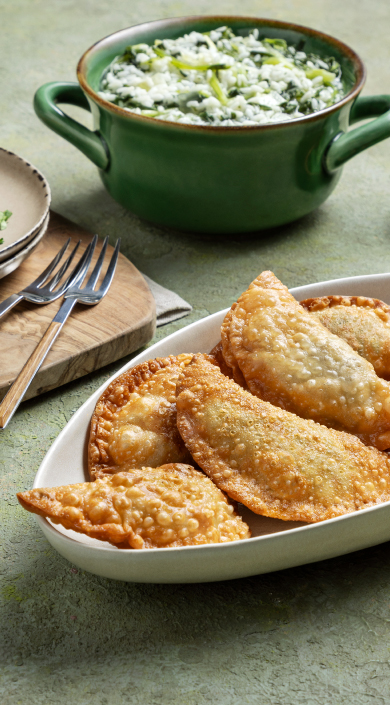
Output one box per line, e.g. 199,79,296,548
33,272,390,583
0,149,51,263
0,212,50,280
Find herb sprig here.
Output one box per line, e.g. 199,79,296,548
0,210,12,245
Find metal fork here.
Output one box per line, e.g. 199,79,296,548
0,238,85,319
0,237,120,429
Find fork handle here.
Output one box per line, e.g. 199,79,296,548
0,293,24,319
0,320,62,428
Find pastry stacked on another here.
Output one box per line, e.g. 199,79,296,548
89,355,194,480
300,295,390,380
17,270,390,548
220,271,390,450
176,354,390,523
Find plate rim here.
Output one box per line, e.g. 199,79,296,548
0,211,50,278
0,148,51,261
36,490,390,555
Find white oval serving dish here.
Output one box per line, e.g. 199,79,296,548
32,271,390,583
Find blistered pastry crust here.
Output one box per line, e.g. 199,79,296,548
176,355,390,523
220,305,247,386
89,355,194,480
17,464,250,549
301,295,390,315
301,295,390,380
209,341,236,380
223,271,390,450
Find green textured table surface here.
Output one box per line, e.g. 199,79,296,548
2,1,390,703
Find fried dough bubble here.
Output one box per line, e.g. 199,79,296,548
301,295,390,381
17,464,250,549
89,355,194,480
222,271,390,450
176,354,390,523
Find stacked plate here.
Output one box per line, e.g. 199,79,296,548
0,148,51,280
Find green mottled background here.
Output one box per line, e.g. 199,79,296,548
2,1,390,703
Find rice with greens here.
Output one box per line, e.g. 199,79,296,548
99,26,345,127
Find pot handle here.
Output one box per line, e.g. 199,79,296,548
34,82,109,171
325,94,390,173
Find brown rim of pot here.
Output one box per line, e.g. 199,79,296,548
77,15,366,133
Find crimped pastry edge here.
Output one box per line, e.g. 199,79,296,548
88,354,194,481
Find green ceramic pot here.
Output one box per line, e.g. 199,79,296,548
34,16,390,234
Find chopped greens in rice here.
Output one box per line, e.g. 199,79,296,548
98,26,345,126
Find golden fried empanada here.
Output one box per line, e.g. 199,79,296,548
301,295,390,380
17,464,250,548
176,355,390,523
209,341,236,380
89,355,194,480
222,271,390,450
220,305,247,386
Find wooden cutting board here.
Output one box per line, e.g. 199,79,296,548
0,211,156,401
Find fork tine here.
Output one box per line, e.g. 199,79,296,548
96,239,121,296
31,238,71,288
48,235,98,300
83,237,109,290
46,240,81,292
66,234,98,290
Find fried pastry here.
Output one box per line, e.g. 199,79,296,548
209,341,236,380
222,271,390,450
220,305,247,386
89,355,194,480
301,295,390,380
17,464,250,549
176,355,390,523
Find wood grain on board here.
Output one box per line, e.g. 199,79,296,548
0,211,156,401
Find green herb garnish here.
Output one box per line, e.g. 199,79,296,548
0,210,12,230
0,210,12,243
